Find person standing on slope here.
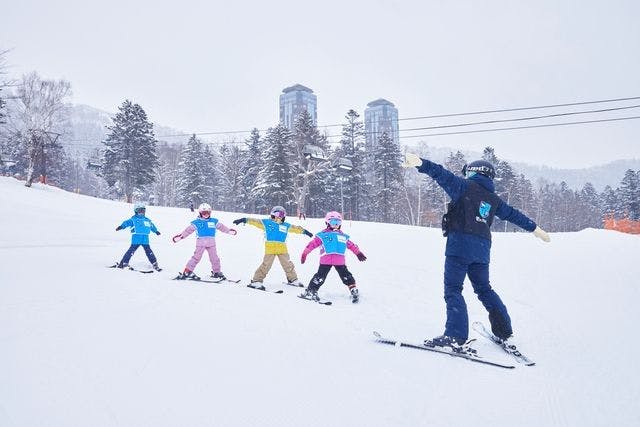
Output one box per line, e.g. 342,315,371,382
115,202,162,271
172,203,236,281
299,211,367,303
233,206,313,290
402,153,551,351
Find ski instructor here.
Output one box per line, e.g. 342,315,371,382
402,153,550,350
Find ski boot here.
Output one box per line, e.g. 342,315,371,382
177,270,201,281
247,281,265,291
211,271,227,281
350,287,359,304
299,288,320,302
152,262,162,272
116,262,129,269
286,278,303,287
423,335,473,354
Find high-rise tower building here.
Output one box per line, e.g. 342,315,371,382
279,84,317,130
364,98,399,151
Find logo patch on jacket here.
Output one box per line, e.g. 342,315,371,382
478,201,491,219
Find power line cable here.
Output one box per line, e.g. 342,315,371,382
153,95,640,138
393,115,640,140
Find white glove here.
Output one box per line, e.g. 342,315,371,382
533,226,550,243
402,153,423,168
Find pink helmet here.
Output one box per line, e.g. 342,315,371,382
324,211,342,222
325,211,343,228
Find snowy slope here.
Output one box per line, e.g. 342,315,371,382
1,177,639,427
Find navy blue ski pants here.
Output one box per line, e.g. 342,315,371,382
120,244,157,266
443,256,512,341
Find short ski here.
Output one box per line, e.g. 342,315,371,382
297,295,332,305
173,273,220,283
283,281,304,288
108,264,155,274
247,286,284,294
210,276,241,284
373,331,514,369
472,321,535,366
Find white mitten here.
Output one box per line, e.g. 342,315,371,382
533,226,550,243
402,153,423,168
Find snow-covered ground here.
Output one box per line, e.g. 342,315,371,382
1,176,639,427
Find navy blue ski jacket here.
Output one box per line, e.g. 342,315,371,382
416,158,536,263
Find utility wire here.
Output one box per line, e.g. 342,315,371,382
393,115,640,140
397,104,640,133
154,95,640,138
58,115,640,148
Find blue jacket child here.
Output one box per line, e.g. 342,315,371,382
115,202,161,270
403,153,550,349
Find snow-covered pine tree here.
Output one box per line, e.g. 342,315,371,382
290,110,334,217
339,109,367,220
601,185,618,218
175,134,207,208
202,144,221,209
372,131,404,223
578,182,602,229
618,169,640,220
218,142,244,212
239,128,263,214
253,124,295,212
152,142,181,207
102,100,158,202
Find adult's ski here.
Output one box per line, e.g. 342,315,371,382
373,331,515,369
472,321,535,366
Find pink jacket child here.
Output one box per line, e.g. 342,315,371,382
299,211,367,304
172,203,236,281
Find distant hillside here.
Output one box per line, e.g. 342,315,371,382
512,159,640,191
65,104,187,157
415,145,638,191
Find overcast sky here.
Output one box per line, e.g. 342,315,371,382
2,0,639,168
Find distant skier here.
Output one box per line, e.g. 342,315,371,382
233,206,312,290
115,202,161,270
172,203,236,281
402,153,550,351
299,211,367,303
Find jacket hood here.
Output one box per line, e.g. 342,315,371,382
468,174,495,193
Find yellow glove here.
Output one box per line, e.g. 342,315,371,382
402,153,423,168
533,226,550,243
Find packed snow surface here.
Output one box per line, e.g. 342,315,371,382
1,177,639,426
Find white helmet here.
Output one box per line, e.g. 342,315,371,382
198,203,212,214
133,202,146,214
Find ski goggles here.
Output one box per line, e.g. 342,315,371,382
271,211,286,219
327,218,342,227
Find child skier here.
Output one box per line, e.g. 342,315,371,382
115,202,161,270
232,206,313,290
172,203,237,281
299,211,367,303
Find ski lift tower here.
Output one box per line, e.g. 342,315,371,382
335,158,353,217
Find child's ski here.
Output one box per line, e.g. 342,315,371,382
107,264,154,274
373,331,514,369
297,295,332,305
248,286,284,294
283,281,304,288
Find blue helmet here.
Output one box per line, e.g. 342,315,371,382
462,160,495,180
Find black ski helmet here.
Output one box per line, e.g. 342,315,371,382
462,160,495,180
